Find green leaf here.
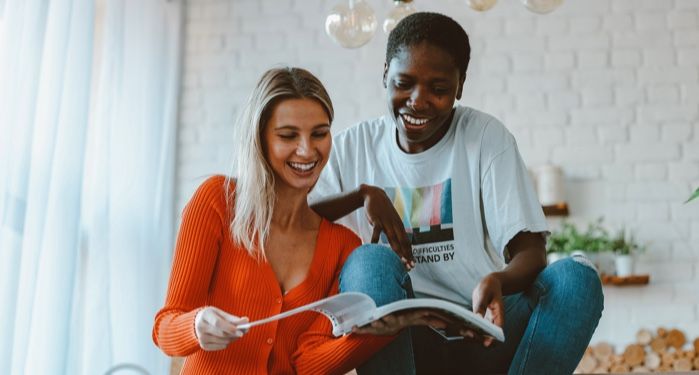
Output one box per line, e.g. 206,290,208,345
686,187,699,203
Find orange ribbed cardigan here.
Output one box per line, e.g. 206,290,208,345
153,176,393,374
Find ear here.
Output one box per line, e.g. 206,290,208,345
382,62,389,88
455,74,466,100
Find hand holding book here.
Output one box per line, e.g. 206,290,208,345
194,306,249,351
471,274,505,347
237,292,505,343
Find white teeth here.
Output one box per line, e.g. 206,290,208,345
288,161,316,171
402,114,429,126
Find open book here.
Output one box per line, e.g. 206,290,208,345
237,292,505,342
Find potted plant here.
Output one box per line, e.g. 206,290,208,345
687,187,698,203
546,219,610,268
582,220,617,275
546,221,579,263
608,229,644,277
576,219,615,274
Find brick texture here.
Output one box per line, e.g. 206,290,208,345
176,0,699,349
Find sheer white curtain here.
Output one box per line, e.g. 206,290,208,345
0,0,96,373
0,0,182,374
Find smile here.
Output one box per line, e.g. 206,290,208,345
401,114,430,127
287,161,317,172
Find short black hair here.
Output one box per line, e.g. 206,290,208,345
386,12,470,79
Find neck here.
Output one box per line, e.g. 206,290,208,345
272,184,316,230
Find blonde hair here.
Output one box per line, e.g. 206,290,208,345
228,67,334,260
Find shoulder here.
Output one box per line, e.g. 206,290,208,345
333,116,391,150
199,174,231,189
455,106,512,140
196,175,233,199
454,106,515,153
185,175,234,218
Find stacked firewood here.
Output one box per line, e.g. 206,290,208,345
576,328,699,373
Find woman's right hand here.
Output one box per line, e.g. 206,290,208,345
360,184,415,269
194,306,249,351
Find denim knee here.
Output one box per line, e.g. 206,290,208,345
539,257,604,317
339,244,409,306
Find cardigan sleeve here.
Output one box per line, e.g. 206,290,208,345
292,230,397,375
152,176,228,356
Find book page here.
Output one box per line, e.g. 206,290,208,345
237,292,377,337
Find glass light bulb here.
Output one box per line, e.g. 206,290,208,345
383,0,417,34
325,0,378,49
465,0,497,12
521,0,563,14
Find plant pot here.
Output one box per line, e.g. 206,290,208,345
570,250,587,258
571,249,596,264
595,251,616,275
547,252,566,264
614,254,634,277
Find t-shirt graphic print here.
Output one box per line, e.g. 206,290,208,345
381,179,456,265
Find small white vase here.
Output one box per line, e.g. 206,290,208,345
596,251,616,275
615,255,634,277
571,250,594,265
547,252,565,264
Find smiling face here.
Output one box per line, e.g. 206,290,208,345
384,41,465,154
263,98,332,193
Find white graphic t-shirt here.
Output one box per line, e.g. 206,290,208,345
310,106,548,307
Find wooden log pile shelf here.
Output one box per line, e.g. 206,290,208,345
576,327,699,373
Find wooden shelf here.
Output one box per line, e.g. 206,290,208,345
542,202,569,217
601,274,650,286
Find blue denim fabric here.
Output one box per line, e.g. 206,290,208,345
339,244,416,375
507,256,604,374
341,249,604,375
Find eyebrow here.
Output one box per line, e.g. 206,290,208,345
274,124,330,131
394,73,452,84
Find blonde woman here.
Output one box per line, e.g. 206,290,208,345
152,67,432,374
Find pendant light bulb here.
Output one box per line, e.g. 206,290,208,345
465,0,497,12
521,0,563,14
325,0,378,49
383,0,417,34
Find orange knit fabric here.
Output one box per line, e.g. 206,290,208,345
153,175,393,374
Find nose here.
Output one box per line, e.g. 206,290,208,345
296,136,312,157
407,86,428,112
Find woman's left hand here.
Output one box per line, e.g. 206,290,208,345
351,310,448,336
470,274,505,347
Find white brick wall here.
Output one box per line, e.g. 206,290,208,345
176,0,699,350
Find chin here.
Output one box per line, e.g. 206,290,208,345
285,178,319,192
400,128,428,141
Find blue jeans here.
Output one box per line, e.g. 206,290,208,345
340,246,604,375
339,244,416,375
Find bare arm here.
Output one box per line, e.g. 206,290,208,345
310,184,415,265
309,185,366,222
490,231,547,295
470,231,547,346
